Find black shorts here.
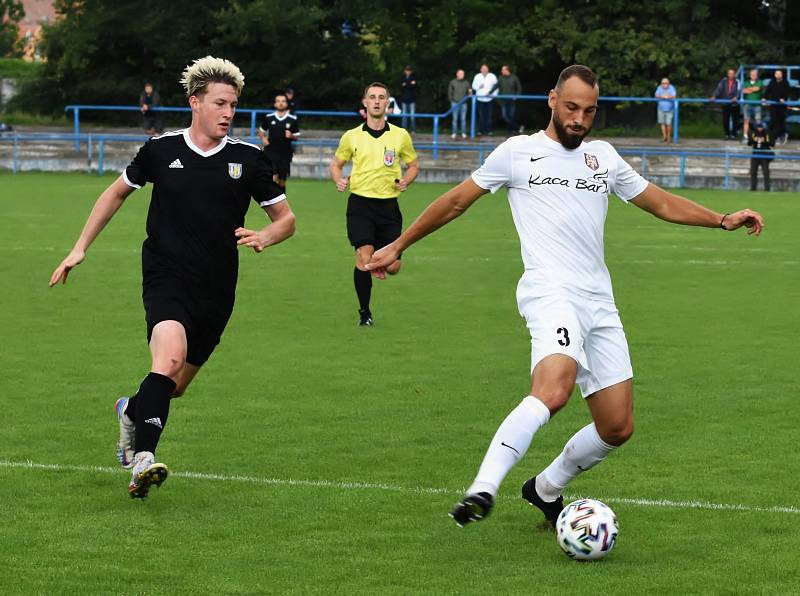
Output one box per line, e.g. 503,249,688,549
264,149,291,180
346,194,402,251
142,272,235,366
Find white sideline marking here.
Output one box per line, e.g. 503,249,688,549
2,459,798,515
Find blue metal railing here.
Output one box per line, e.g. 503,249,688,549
3,131,799,191
65,94,800,156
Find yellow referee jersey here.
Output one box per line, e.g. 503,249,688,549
335,122,418,199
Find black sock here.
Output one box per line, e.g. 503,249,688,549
353,267,372,313
134,372,176,456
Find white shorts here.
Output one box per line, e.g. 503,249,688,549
517,289,633,398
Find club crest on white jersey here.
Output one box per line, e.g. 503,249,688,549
584,153,599,170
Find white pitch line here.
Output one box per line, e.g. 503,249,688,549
2,459,798,515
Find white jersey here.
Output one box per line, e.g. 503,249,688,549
471,131,648,301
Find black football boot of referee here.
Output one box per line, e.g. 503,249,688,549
449,492,494,527
358,309,374,327
521,476,564,529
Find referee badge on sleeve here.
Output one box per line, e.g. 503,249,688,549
228,163,243,179
383,148,396,167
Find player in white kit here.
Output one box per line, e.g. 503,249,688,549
365,65,764,528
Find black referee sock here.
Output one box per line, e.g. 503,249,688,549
133,372,176,455
353,267,372,312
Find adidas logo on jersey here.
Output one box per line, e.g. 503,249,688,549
144,417,163,429
168,159,184,169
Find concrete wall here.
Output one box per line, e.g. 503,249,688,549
0,78,18,108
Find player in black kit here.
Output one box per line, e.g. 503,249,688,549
257,93,300,189
49,56,296,499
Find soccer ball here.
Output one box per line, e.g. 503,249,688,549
556,498,618,561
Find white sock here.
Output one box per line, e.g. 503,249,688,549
466,396,551,497
537,423,615,501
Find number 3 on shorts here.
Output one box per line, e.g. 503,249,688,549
556,327,570,347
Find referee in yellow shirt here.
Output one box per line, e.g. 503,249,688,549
331,82,420,326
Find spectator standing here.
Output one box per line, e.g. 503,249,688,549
654,77,676,143
498,65,523,135
764,69,791,145
139,82,162,136
448,69,471,139
741,68,764,142
399,65,417,132
285,88,299,114
710,69,741,140
472,64,498,136
748,121,774,191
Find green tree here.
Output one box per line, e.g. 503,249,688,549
0,0,24,57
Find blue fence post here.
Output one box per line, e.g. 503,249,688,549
87,133,92,174
73,108,81,151
723,151,730,189
679,154,686,187
98,139,105,177
470,95,477,139
250,111,257,143
12,133,18,174
673,99,680,144
432,116,439,160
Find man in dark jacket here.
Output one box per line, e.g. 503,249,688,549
139,82,162,136
498,65,523,135
764,70,791,145
399,65,417,132
748,122,774,191
710,69,741,140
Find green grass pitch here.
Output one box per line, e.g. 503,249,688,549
1,172,799,594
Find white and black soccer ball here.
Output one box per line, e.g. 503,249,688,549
556,498,618,561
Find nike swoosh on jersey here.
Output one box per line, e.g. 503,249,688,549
530,156,547,162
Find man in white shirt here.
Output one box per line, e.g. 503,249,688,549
472,64,498,136
366,65,764,529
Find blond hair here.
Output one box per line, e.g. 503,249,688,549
179,56,245,97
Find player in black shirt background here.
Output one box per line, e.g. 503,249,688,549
257,93,300,189
49,56,296,499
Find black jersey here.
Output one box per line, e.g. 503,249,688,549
259,112,300,155
124,129,286,293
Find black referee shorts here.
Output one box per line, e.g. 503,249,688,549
346,194,403,252
264,148,292,180
142,272,234,366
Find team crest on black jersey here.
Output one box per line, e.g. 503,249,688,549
584,153,599,171
383,148,396,167
228,163,243,179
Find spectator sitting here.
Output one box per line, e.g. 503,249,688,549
710,68,741,140
741,68,764,143
448,68,471,139
747,121,774,191
399,65,417,132
498,65,523,135
654,77,677,143
139,82,162,136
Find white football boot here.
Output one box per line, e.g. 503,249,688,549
128,451,169,499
